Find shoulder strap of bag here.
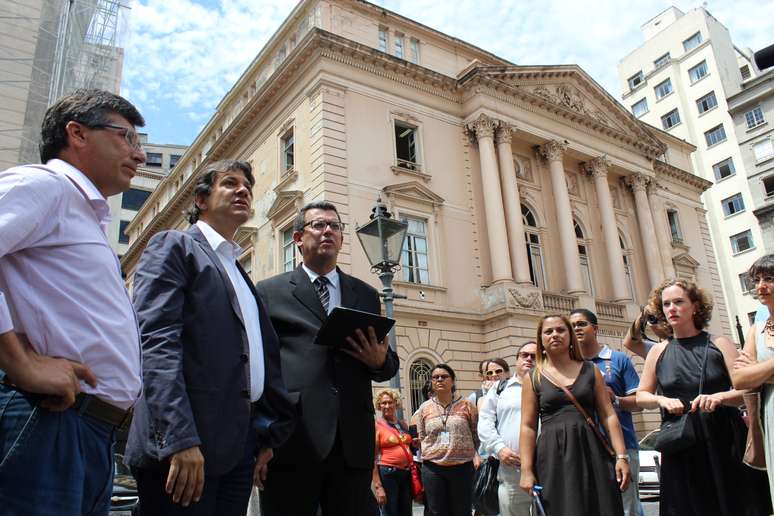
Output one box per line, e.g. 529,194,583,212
377,420,414,464
541,367,615,457
697,334,712,396
496,378,508,395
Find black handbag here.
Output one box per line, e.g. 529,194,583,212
654,336,711,454
472,456,500,515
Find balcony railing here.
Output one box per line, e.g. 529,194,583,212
542,292,577,312
596,300,626,320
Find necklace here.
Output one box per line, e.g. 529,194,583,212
765,319,774,337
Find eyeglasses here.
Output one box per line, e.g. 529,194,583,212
303,219,346,232
87,123,142,151
571,321,592,328
485,369,504,377
431,374,450,381
518,352,536,360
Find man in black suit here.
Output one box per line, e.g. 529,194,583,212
125,160,295,515
256,200,399,516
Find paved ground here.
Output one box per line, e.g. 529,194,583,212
411,499,660,515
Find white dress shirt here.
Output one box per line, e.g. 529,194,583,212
0,159,141,409
477,374,524,458
301,263,341,314
195,221,264,401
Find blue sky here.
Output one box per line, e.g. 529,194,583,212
121,0,774,146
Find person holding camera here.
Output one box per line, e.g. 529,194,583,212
623,307,671,360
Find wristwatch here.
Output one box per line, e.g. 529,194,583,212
613,396,621,409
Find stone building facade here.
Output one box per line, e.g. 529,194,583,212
122,0,729,434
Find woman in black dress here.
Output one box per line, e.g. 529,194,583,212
519,314,628,516
636,279,771,516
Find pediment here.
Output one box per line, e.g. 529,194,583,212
381,181,445,207
266,190,303,220
672,252,700,268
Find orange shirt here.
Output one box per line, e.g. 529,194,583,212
376,420,413,469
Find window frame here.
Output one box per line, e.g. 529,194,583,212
753,138,774,162
119,220,131,244
763,175,774,198
721,193,745,217
661,108,681,130
169,154,182,169
121,188,152,211
627,71,645,91
394,33,404,59
280,127,294,174
704,124,727,147
654,78,673,100
401,216,430,285
730,229,755,255
745,106,766,129
378,26,388,52
393,118,422,171
688,60,709,84
740,272,755,294
145,152,163,167
696,91,718,114
281,226,298,273
683,32,703,52
654,53,671,70
632,98,648,118
522,203,546,289
409,38,420,64
666,209,683,245
712,157,735,181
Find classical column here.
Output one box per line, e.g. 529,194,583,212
584,156,629,302
625,174,665,289
648,185,677,279
538,140,584,294
467,114,513,283
495,124,532,285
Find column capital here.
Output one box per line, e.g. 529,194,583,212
495,124,515,145
624,173,650,193
537,140,568,162
466,113,499,140
582,155,611,178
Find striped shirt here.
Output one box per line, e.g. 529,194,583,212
417,396,479,465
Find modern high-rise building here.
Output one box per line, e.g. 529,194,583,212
0,0,127,169
618,6,764,340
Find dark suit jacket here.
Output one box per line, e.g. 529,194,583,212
254,265,399,470
125,226,295,476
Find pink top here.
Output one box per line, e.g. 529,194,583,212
417,396,479,466
0,159,141,409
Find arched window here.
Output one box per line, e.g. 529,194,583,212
521,204,545,288
409,359,433,414
619,232,636,301
574,219,594,296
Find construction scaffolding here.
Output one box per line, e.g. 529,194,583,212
0,0,129,169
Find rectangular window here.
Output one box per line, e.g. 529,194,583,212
712,157,735,180
401,218,429,284
661,109,681,130
121,188,151,211
721,193,745,216
704,124,727,147
764,176,774,197
169,154,181,168
667,209,683,244
753,139,774,162
683,31,703,52
409,38,420,64
282,228,296,272
654,78,673,99
654,53,670,69
281,128,294,172
740,272,756,293
627,71,644,90
741,65,751,80
378,27,388,52
688,60,708,83
632,98,648,118
394,120,419,169
119,220,131,244
696,91,717,114
745,107,766,129
394,34,404,59
731,230,754,254
146,152,162,167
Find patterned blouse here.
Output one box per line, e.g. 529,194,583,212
416,396,479,466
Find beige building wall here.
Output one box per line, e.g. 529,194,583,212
122,0,729,436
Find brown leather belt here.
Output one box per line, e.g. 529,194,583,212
72,393,133,431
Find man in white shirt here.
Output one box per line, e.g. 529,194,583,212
0,89,145,515
125,160,295,515
477,341,537,516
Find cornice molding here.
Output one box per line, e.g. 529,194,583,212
653,160,712,192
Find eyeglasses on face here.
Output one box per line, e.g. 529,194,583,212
87,123,142,151
485,369,504,377
303,219,346,232
431,374,450,381
518,352,536,360
571,320,592,328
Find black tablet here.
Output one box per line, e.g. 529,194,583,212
314,306,395,347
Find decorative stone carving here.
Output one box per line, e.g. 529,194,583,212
582,155,610,178
529,84,612,127
515,155,533,182
624,173,650,193
509,287,543,309
609,185,621,209
537,140,568,162
495,124,514,145
466,113,499,140
565,171,580,197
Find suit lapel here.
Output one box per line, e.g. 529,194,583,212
189,225,245,329
339,268,359,308
291,265,327,323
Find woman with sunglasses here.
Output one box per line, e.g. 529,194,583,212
520,315,628,516
416,364,480,516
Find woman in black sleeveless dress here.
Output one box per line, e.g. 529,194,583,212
637,279,771,516
520,315,627,515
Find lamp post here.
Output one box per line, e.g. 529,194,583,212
356,198,408,407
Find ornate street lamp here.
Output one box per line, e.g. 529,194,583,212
356,198,408,399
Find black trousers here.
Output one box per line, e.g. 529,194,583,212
421,461,474,516
378,465,412,516
261,432,378,516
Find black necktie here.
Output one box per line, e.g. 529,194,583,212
314,276,330,313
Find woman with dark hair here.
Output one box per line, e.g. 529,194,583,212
637,279,771,516
519,314,628,516
733,254,774,504
416,364,480,516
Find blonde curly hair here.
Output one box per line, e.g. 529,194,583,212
647,278,713,330
374,388,402,411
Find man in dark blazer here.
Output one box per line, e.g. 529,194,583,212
256,200,399,516
125,160,295,515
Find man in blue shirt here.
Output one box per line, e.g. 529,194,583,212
570,308,643,516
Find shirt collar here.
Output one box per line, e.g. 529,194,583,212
196,220,241,259
46,159,111,225
595,345,613,360
301,263,340,290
